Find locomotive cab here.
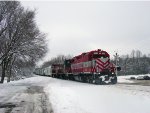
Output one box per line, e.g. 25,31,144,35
91,51,110,72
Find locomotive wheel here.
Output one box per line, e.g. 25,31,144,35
111,76,117,84
99,78,103,85
88,76,92,83
88,78,92,84
81,76,87,83
95,78,103,85
87,77,91,83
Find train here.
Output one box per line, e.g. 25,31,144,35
34,49,121,84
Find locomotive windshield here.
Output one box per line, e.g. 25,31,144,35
93,54,108,59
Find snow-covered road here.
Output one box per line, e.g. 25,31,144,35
0,77,53,113
0,75,150,113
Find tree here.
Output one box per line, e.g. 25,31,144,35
0,1,47,83
136,50,142,58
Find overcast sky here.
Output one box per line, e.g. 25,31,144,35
22,1,150,63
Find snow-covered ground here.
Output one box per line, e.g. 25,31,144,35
0,75,150,113
0,76,53,113
118,75,135,83
45,76,150,113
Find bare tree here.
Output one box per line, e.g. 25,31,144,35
0,1,47,83
130,50,135,61
136,50,142,58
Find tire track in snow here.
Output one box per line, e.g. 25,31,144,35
0,85,53,113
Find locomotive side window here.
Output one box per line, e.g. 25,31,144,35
83,61,92,67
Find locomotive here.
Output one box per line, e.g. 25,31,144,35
34,49,121,84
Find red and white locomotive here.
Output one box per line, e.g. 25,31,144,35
34,49,120,84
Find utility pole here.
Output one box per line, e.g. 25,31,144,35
114,52,119,76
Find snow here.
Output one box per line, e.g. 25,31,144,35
0,75,150,113
0,76,53,113
117,75,137,83
45,76,150,113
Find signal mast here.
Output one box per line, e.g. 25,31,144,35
114,52,119,76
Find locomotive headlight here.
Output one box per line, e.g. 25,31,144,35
112,72,114,74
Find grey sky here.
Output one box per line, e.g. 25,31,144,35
22,1,150,63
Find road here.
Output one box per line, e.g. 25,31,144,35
120,79,150,86
0,77,53,113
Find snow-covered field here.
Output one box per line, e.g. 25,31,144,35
0,75,150,113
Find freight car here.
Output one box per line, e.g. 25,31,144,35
34,49,121,84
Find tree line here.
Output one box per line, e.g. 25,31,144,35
113,50,150,75
0,1,47,83
41,55,72,68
